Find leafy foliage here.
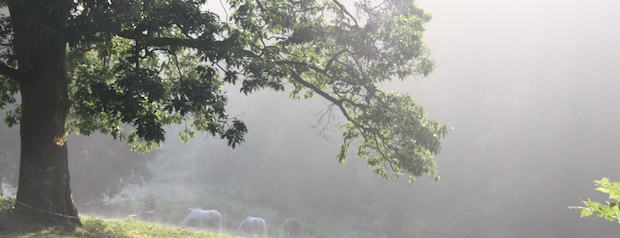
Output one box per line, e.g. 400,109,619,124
570,178,620,222
0,194,14,212
338,92,449,182
0,0,448,181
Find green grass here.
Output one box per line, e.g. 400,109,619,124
0,197,236,238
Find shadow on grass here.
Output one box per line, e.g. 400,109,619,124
0,197,84,237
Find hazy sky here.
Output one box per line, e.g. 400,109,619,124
372,0,620,236
3,1,620,237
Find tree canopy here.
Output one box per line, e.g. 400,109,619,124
1,0,447,181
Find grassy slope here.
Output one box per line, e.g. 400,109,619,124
0,197,236,238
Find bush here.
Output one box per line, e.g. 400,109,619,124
0,195,14,212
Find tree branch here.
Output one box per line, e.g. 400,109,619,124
275,60,328,75
331,0,359,27
281,60,375,134
287,70,376,136
114,30,242,55
0,62,23,82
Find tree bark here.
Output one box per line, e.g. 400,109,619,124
9,0,81,226
15,45,81,226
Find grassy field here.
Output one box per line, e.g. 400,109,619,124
0,197,236,238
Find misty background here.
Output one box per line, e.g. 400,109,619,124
2,0,620,237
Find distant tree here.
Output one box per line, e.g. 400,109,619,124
0,123,152,205
68,133,154,206
0,123,19,195
570,177,620,223
0,0,448,225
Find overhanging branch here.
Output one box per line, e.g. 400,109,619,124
275,60,328,75
114,30,256,57
331,0,359,27
0,62,23,82
287,71,373,135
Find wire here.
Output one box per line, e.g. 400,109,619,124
14,200,80,219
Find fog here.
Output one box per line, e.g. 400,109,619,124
2,0,620,237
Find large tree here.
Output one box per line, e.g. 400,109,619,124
0,0,448,226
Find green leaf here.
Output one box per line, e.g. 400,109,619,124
596,187,611,194
580,208,594,218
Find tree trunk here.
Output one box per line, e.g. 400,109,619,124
9,0,81,226
15,47,81,226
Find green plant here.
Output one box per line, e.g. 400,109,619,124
0,195,14,212
570,177,620,222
